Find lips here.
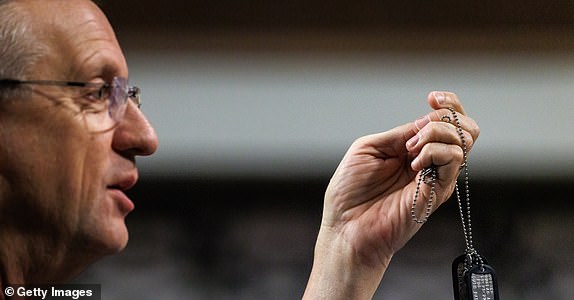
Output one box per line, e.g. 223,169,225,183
107,171,138,214
109,171,138,191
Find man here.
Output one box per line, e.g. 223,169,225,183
0,0,158,289
0,0,479,299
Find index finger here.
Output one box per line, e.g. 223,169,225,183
427,91,466,115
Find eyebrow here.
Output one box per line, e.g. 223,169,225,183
69,50,126,83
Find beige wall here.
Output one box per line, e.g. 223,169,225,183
125,45,574,179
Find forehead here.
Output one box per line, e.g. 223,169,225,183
27,0,128,80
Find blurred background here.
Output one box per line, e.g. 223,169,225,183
76,1,574,299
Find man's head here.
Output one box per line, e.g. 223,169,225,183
0,0,158,282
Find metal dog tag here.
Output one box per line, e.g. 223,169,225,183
452,255,469,300
465,264,499,300
452,255,499,300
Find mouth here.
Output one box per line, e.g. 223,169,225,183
108,173,138,191
107,172,138,214
107,184,123,191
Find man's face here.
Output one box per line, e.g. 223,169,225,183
0,0,158,257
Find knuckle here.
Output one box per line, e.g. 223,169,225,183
353,135,370,146
472,123,481,139
464,132,474,149
466,115,480,137
350,134,375,151
448,144,465,162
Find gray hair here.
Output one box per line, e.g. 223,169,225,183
0,0,49,100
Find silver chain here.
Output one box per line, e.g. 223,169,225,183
410,107,483,267
410,164,437,224
449,107,484,268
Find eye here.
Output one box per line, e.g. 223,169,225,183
84,84,110,102
76,84,111,113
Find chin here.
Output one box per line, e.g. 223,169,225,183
81,219,130,256
102,222,130,254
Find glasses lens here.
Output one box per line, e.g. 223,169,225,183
110,77,129,122
83,77,129,132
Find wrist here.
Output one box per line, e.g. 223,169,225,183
303,227,392,300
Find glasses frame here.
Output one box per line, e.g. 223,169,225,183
0,77,141,124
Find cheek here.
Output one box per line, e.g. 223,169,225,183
0,126,113,231
0,99,116,240
74,146,130,254
73,135,113,215
0,139,78,233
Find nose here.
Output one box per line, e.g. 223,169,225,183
112,102,158,157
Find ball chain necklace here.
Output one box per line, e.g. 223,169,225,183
411,107,500,300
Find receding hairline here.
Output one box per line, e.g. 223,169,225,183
0,0,115,80
0,0,51,101
0,0,50,78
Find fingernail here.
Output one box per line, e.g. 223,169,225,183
415,115,430,130
433,91,446,104
406,134,419,148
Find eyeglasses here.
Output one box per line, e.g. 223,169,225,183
0,76,140,132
